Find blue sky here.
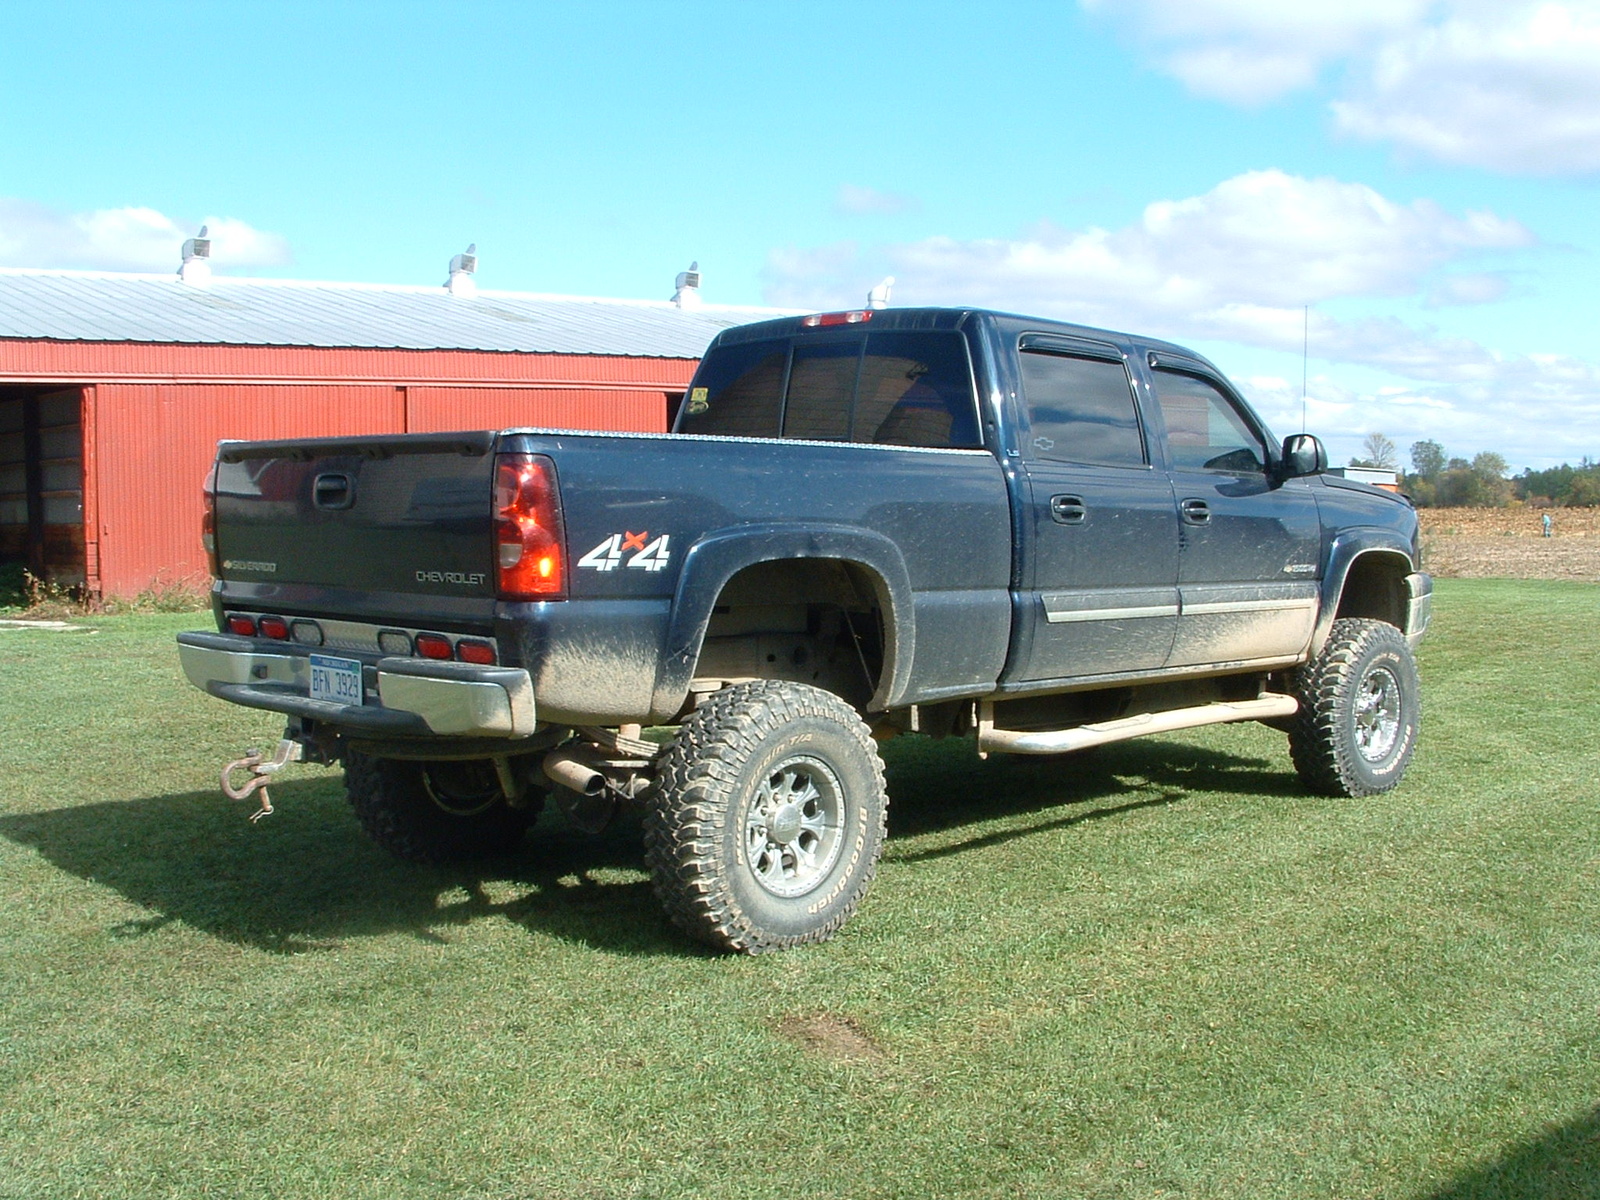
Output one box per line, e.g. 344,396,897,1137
2,0,1598,470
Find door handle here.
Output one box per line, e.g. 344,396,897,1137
1180,498,1211,525
1049,494,1087,525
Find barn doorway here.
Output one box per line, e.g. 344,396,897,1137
0,386,85,594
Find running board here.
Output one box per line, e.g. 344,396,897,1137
976,693,1298,756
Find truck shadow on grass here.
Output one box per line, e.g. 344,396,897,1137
1421,1104,1600,1200
0,735,1288,957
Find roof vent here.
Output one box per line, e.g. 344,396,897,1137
179,225,212,287
446,243,478,298
671,260,702,309
866,275,895,310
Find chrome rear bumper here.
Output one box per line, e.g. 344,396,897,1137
176,631,537,738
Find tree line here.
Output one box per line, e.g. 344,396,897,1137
1347,434,1599,507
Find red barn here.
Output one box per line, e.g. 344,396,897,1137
0,268,781,599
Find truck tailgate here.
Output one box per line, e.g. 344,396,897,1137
212,431,499,610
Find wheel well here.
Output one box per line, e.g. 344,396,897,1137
1334,551,1410,629
690,559,887,711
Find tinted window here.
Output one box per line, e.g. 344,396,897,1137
1018,350,1145,467
855,331,982,449
679,329,981,449
784,341,859,441
1152,370,1267,473
677,341,786,438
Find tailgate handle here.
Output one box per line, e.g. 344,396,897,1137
313,472,355,510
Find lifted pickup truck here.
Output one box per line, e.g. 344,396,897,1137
179,306,1431,953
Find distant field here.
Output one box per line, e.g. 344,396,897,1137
2,581,1598,1199
1419,506,1600,581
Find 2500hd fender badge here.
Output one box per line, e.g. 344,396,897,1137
578,531,672,573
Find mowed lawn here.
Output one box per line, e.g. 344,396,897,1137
1,578,1596,1200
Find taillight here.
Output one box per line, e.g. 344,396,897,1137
258,616,290,640
415,633,453,660
456,639,496,665
201,463,220,576
801,310,873,327
494,453,564,599
226,614,257,636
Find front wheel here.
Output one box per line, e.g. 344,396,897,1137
1289,618,1421,797
644,680,888,954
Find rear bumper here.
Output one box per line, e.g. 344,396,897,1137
176,631,538,738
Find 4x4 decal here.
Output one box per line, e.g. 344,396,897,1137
578,531,673,573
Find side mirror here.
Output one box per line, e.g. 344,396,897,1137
1280,433,1327,479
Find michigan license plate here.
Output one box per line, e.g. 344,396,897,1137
309,654,363,706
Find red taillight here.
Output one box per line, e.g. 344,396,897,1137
801,310,873,327
456,639,496,665
258,616,290,640
415,633,453,660
494,453,564,599
226,614,257,636
202,463,220,576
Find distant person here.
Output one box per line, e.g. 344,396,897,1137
1542,512,1553,538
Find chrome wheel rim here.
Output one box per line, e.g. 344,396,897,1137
1354,664,1402,762
744,756,845,898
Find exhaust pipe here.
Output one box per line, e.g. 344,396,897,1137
542,747,605,796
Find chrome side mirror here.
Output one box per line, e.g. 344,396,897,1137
1280,433,1327,479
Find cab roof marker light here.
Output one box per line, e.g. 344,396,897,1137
801,310,873,328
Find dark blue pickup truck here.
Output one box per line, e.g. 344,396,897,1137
179,306,1431,952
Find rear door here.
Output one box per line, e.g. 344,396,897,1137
1145,358,1321,667
1010,336,1179,683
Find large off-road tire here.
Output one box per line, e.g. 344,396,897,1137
1290,618,1420,797
344,751,539,863
644,680,888,954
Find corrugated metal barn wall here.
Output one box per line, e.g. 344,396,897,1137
87,366,685,598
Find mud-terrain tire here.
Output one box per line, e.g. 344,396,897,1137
344,751,539,863
1290,618,1420,797
644,680,888,954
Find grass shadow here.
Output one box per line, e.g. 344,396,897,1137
0,733,1290,956
1422,1106,1600,1199
0,779,679,957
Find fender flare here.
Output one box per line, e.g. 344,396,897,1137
1314,529,1418,655
650,523,915,717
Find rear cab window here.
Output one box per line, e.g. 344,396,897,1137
678,327,983,450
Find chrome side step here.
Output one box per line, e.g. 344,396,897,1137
976,693,1298,756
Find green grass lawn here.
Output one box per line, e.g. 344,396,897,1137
1,579,1596,1199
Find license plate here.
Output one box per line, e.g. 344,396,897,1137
309,654,364,706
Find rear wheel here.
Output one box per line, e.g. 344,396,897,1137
644,680,888,954
1289,618,1420,797
344,751,539,863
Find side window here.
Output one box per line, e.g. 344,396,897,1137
676,342,787,438
854,331,982,449
1018,350,1146,467
1152,370,1267,473
783,341,860,441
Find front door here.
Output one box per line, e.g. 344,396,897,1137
1148,366,1322,668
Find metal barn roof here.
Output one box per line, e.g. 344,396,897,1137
0,269,795,358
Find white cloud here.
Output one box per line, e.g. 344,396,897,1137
1082,0,1432,104
1333,3,1600,174
0,199,290,271
1083,1,1600,175
834,184,919,216
767,170,1530,329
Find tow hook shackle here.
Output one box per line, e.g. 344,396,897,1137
220,738,305,822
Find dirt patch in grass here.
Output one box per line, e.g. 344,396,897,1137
773,1012,885,1062
1419,507,1600,582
